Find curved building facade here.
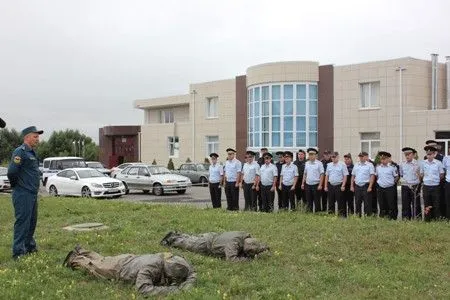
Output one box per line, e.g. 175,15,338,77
246,62,321,152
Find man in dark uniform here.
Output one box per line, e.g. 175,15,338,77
320,150,332,211
7,126,43,259
64,246,196,297
161,231,269,262
275,151,285,209
424,140,446,219
208,153,223,208
294,150,306,208
343,153,355,215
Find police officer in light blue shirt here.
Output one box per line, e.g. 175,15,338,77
279,151,299,210
240,151,260,211
350,151,375,217
223,148,242,211
7,126,43,260
324,152,348,216
375,152,399,219
400,147,421,219
443,154,450,219
259,153,278,212
420,146,445,221
301,148,324,213
208,153,223,208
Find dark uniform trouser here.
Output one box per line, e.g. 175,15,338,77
281,184,295,210
243,183,257,211
225,181,239,211
12,188,38,257
423,185,441,221
371,184,378,215
276,180,282,209
295,178,306,207
305,184,320,212
377,185,396,219
327,183,343,216
320,190,328,211
355,184,372,217
260,185,275,212
401,184,422,220
446,182,450,219
343,186,354,215
440,181,447,219
209,183,222,208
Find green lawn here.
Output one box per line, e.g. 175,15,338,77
0,195,449,299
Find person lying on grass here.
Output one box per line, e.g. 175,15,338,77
160,231,270,262
63,245,196,297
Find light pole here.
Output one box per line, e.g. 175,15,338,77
396,66,406,161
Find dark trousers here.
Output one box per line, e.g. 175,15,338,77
440,181,447,219
305,184,320,212
276,180,282,209
423,185,440,221
295,183,306,207
208,183,222,208
320,190,328,211
12,188,38,257
371,184,378,215
225,181,239,211
343,186,354,215
243,183,257,211
446,182,450,219
281,184,295,210
327,183,343,216
260,185,275,212
377,185,396,220
257,189,262,211
401,184,421,220
355,184,372,217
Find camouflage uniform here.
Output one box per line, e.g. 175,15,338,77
161,231,269,262
65,247,196,297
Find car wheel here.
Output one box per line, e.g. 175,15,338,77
123,182,129,195
49,185,58,197
177,189,186,194
142,189,150,194
81,186,91,198
153,183,163,196
200,177,208,187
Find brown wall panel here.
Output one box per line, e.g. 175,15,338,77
318,65,334,153
235,75,247,161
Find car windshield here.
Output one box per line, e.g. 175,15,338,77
77,169,105,179
0,168,7,176
59,160,87,169
87,162,104,168
148,166,172,175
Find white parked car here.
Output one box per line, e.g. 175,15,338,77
0,167,11,191
46,168,126,198
115,165,191,196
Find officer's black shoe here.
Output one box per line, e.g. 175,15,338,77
62,250,76,268
160,231,176,246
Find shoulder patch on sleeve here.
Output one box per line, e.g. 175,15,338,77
13,156,21,164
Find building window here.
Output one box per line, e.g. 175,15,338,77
168,136,179,158
205,136,219,156
360,132,380,159
160,110,174,123
206,97,218,118
247,83,318,149
360,82,380,108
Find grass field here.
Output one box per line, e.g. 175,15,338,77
0,195,449,299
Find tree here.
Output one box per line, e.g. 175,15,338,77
0,128,22,165
186,157,192,163
152,159,157,165
167,158,175,170
204,157,210,164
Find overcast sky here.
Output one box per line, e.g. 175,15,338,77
1,0,449,142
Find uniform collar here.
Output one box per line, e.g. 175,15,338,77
21,143,33,151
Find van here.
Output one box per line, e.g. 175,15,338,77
41,156,87,186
